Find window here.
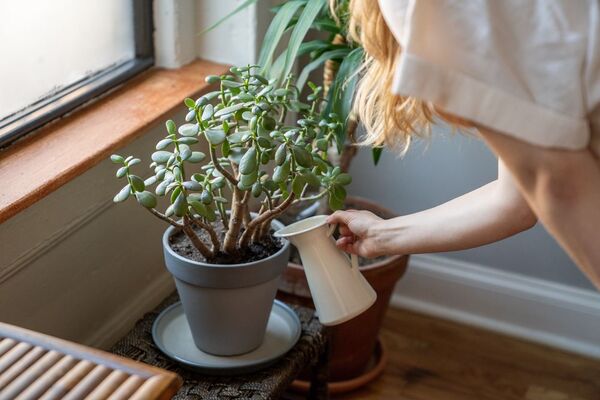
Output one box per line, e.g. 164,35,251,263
0,0,153,148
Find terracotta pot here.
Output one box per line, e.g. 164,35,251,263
277,196,409,381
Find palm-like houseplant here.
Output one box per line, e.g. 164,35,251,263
207,0,408,387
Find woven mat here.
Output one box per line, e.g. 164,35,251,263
110,293,327,400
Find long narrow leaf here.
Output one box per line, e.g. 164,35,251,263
280,0,326,83
269,51,287,80
372,147,384,165
258,0,305,74
198,0,259,35
325,47,364,153
297,48,350,89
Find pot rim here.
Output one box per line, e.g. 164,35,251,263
162,218,289,269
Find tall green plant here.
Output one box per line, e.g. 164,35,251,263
205,0,383,165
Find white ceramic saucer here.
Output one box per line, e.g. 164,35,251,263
152,300,301,375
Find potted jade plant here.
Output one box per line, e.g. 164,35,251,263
110,66,351,356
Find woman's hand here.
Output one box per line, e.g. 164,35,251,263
326,210,386,258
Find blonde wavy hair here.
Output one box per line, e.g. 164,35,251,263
337,0,466,152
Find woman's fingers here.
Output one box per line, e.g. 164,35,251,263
326,210,355,226
336,236,354,247
338,224,352,236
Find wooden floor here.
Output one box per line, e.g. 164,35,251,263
334,307,600,400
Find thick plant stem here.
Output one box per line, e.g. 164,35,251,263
182,216,214,259
190,215,221,254
242,202,251,226
223,188,249,254
256,216,274,242
239,193,295,247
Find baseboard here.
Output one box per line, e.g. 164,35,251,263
391,254,600,359
85,274,175,350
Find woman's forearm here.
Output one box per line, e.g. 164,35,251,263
370,178,537,255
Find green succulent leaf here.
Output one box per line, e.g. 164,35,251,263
155,180,169,196
240,170,258,187
144,175,158,187
156,138,173,150
110,154,124,164
205,75,221,84
188,151,206,163
116,166,128,179
183,180,202,191
330,184,347,201
190,201,208,218
239,147,258,175
212,177,225,189
166,120,176,135
273,160,290,183
200,190,213,204
151,151,172,164
302,171,321,187
135,191,157,208
205,129,226,145
185,109,196,122
335,173,352,185
292,175,305,197
173,192,188,217
201,104,214,121
291,145,312,168
328,193,344,211
275,143,287,165
184,98,196,108
251,182,262,197
113,184,131,203
178,123,199,137
127,158,141,167
130,175,145,192
178,137,199,145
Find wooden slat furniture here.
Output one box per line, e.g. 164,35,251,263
110,294,329,400
0,322,182,399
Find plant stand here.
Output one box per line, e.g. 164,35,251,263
110,293,330,400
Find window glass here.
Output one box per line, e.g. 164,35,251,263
0,0,135,120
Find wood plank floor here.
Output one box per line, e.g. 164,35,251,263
334,307,600,400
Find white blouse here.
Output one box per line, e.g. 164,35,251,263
377,0,600,156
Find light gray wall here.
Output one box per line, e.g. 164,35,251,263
348,124,595,291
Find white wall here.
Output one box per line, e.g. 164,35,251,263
0,117,180,348
348,124,596,291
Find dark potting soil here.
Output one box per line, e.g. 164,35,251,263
169,221,283,265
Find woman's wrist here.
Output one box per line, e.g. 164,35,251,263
368,217,408,256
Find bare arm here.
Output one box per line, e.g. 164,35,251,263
327,161,537,257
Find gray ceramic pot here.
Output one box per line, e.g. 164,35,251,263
162,220,290,356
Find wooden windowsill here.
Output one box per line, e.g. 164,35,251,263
0,59,229,224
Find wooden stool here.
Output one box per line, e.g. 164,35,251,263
0,322,181,399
